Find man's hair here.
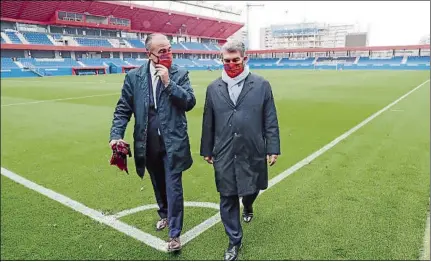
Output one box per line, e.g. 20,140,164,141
145,33,168,51
221,40,246,57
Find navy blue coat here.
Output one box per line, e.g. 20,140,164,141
110,62,196,178
200,73,280,196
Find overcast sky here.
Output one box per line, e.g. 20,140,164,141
133,1,430,49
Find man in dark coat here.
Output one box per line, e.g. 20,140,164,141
200,40,280,260
109,33,196,252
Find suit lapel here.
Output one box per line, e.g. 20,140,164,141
217,80,235,109
235,74,254,106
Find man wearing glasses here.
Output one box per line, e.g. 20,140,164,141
200,40,281,260
109,33,196,252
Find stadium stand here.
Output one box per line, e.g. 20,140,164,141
406,56,430,64
75,37,113,47
279,58,315,65
22,32,53,45
126,39,145,48
181,42,208,51
357,56,403,65
18,58,80,68
1,58,20,69
5,31,22,44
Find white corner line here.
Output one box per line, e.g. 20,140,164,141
111,201,219,219
0,167,167,252
1,93,119,107
181,78,430,245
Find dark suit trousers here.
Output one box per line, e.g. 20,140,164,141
219,191,259,245
146,148,184,238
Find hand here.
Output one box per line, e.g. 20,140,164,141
155,64,170,86
109,139,126,148
267,154,278,166
204,156,213,164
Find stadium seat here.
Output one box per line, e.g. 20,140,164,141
181,42,208,51
406,56,430,64
22,32,53,45
357,56,403,65
279,58,315,65
4,31,22,44
171,43,186,50
126,39,145,48
1,58,20,69
75,37,113,47
248,58,279,65
18,58,80,68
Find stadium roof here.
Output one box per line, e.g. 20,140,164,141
0,0,244,39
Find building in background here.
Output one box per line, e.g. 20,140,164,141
227,29,247,43
260,22,367,49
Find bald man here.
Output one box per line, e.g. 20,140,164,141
109,33,196,251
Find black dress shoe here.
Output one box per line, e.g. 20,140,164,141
224,243,242,261
242,207,253,223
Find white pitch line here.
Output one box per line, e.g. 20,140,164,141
0,167,167,252
111,201,219,219
1,93,119,107
181,78,430,245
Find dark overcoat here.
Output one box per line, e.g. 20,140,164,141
200,72,281,196
110,62,196,178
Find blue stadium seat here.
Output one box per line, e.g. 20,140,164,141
22,32,53,45
181,42,207,51
248,58,279,65
75,38,113,47
206,43,220,51
406,56,430,64
126,39,145,48
5,31,22,44
18,58,80,68
279,58,314,65
316,57,356,63
196,59,219,66
171,43,186,50
124,58,148,66
174,58,196,67
357,56,403,65
1,58,20,69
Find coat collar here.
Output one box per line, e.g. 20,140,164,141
217,72,254,108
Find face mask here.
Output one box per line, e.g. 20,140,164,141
223,62,244,78
151,52,173,69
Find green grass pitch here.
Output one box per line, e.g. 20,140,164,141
1,69,430,260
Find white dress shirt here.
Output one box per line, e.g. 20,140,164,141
149,62,160,109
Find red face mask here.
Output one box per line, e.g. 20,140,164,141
223,62,244,78
152,52,173,69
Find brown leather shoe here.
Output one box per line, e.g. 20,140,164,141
167,237,181,252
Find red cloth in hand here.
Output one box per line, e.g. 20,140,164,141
110,141,132,174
